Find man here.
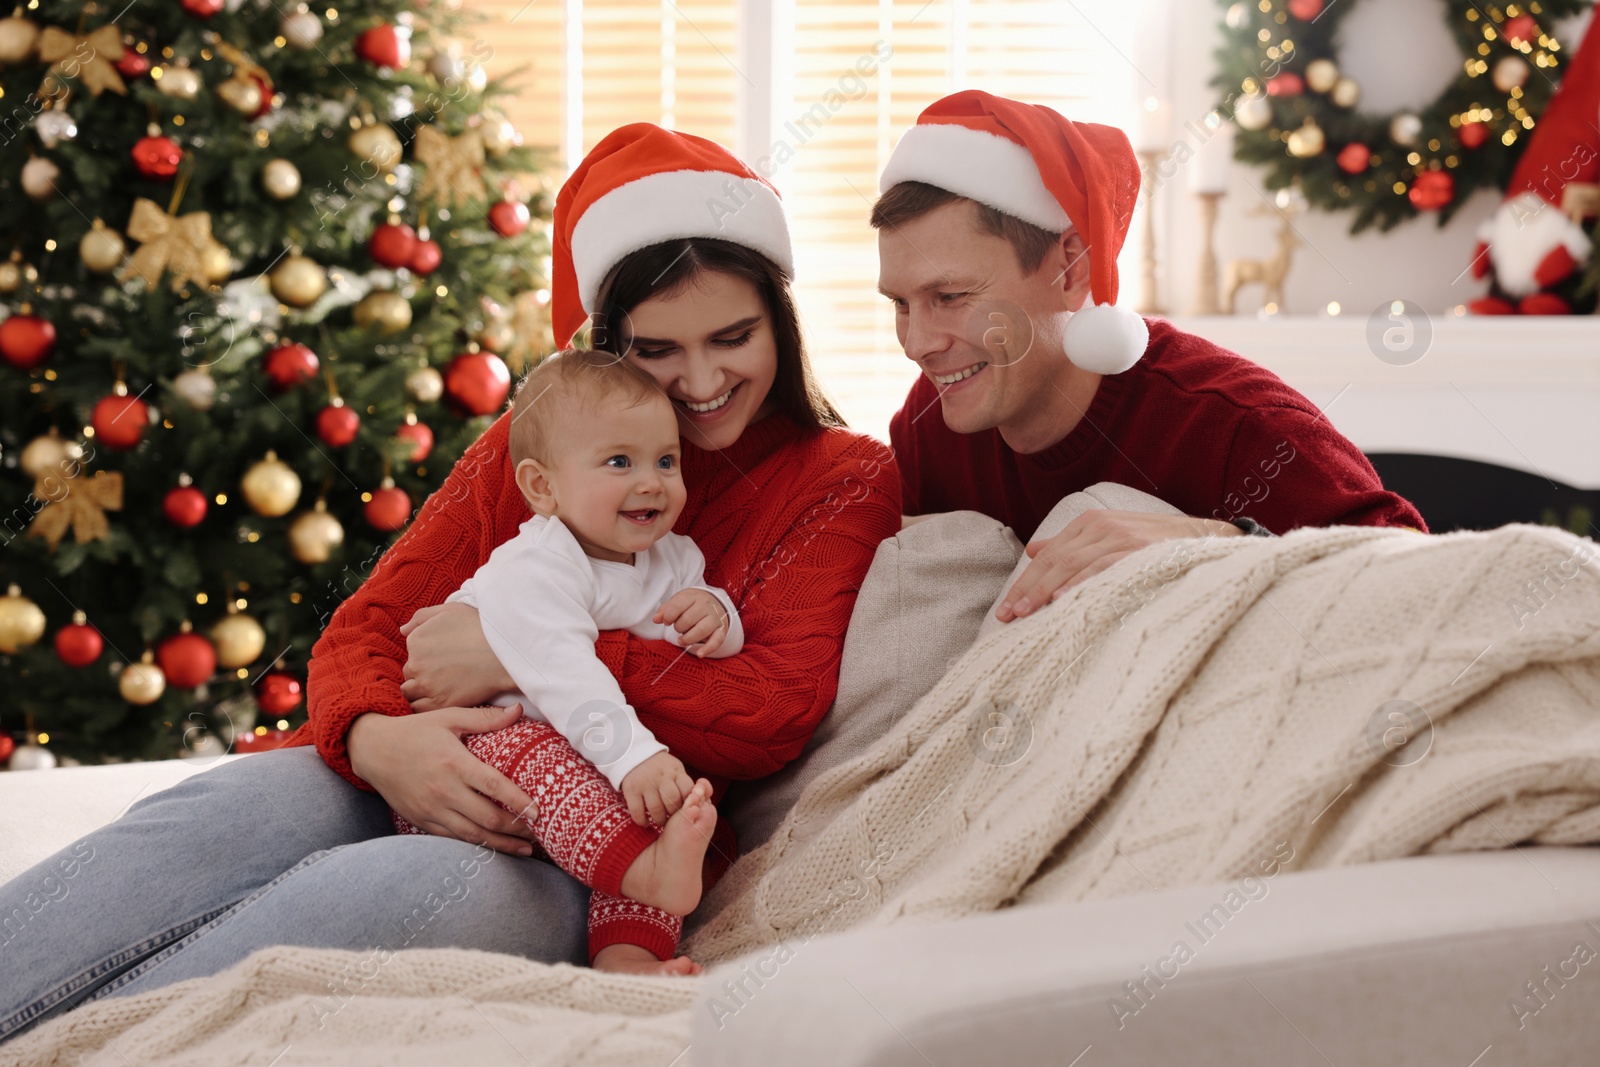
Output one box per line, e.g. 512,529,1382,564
873,90,1425,624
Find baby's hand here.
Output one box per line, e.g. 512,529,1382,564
654,589,731,658
620,751,696,826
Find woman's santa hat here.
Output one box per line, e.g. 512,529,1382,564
879,90,1147,374
552,123,794,346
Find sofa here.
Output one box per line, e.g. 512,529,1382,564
4,485,1599,1064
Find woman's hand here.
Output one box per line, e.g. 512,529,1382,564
400,602,515,711
347,705,540,855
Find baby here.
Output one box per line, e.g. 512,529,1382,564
392,348,741,975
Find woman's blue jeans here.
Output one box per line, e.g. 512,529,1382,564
0,746,590,1043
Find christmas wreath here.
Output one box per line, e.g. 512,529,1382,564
1212,0,1594,233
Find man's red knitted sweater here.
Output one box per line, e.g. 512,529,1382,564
291,412,900,810
891,318,1426,538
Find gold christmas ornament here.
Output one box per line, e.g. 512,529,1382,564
289,499,345,564
1493,55,1531,93
477,319,515,353
1305,58,1339,95
212,611,265,668
120,198,214,293
211,609,266,668
479,116,521,158
21,156,59,200
0,584,46,653
405,365,444,403
0,255,36,293
8,741,57,770
354,290,412,334
172,367,217,410
202,240,232,283
1389,112,1423,147
270,253,326,307
28,469,123,550
414,125,485,205
348,123,402,173
217,71,264,115
1234,93,1272,132
119,652,166,705
1331,77,1361,109
34,107,77,148
79,218,126,273
39,25,125,96
261,158,301,199
0,13,40,65
156,63,202,101
280,8,323,49
20,431,72,478
241,451,301,517
1286,121,1326,159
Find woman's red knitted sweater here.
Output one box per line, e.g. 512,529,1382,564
290,411,900,807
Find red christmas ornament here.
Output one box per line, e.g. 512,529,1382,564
131,135,183,181
0,734,13,765
1286,0,1323,19
157,630,217,689
365,482,412,531
444,350,511,415
92,394,149,450
368,222,418,269
1503,14,1538,47
409,239,443,275
395,421,433,462
1458,121,1490,149
488,200,531,237
162,485,209,527
264,342,320,390
257,672,304,714
181,0,224,16
0,314,57,370
1408,170,1455,212
1336,143,1372,174
316,403,361,447
1266,72,1305,98
116,51,152,79
54,621,104,667
355,24,411,69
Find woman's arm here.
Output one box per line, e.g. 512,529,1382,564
600,436,901,779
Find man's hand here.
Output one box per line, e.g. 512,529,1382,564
619,751,697,827
348,704,541,855
400,602,515,710
653,589,732,657
995,510,1240,622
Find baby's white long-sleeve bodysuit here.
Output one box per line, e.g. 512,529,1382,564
449,513,743,790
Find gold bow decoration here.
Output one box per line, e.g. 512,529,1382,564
39,25,126,98
119,197,213,292
414,125,485,206
508,290,552,375
28,470,124,550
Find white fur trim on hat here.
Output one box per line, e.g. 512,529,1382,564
570,169,794,312
879,124,1073,233
1063,304,1147,375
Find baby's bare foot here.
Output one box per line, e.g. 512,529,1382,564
593,944,703,976
618,778,716,915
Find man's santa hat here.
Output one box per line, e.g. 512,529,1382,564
551,123,794,346
879,90,1147,374
1470,13,1599,315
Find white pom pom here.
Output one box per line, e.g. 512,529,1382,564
1063,304,1148,374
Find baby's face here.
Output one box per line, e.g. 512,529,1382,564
543,393,686,562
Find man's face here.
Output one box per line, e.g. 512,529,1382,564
878,200,1082,437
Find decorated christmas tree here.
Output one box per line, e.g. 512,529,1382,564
0,0,554,765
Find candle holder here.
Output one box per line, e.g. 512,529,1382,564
1190,190,1224,315
1136,149,1168,317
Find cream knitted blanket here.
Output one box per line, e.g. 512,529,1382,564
8,524,1600,1067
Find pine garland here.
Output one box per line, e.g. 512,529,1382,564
1211,0,1594,233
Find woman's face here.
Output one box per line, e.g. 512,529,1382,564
617,270,778,453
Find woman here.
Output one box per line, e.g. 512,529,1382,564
0,125,899,1040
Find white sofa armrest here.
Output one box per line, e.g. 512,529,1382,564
693,848,1600,1066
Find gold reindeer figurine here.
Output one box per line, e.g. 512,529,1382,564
1224,197,1305,314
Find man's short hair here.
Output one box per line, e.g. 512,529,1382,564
869,181,1062,276
508,348,666,467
